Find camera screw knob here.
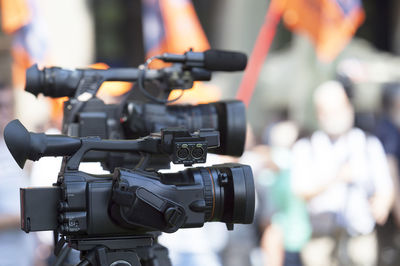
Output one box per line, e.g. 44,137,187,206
58,202,68,211
164,207,185,229
218,172,229,186
58,214,66,223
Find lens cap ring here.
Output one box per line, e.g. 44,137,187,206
230,164,255,224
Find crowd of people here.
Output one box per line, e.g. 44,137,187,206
254,80,400,266
1,78,400,266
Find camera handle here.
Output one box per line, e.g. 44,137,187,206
63,137,159,172
61,129,219,172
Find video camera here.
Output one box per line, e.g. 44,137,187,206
5,120,254,266
6,49,255,266
25,49,248,171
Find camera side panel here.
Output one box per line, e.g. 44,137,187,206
20,187,61,232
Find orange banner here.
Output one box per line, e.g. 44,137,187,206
0,0,31,34
280,0,365,61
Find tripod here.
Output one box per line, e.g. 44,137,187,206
54,233,171,266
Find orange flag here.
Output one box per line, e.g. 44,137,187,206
142,0,209,59
159,0,209,54
0,0,31,34
280,0,365,61
237,0,364,105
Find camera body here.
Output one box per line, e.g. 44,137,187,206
20,164,254,236
5,121,255,237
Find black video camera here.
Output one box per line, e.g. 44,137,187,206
4,120,254,265
25,50,248,171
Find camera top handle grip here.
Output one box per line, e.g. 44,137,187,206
4,119,159,170
4,120,219,171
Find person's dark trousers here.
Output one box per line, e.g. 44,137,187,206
377,214,400,266
284,251,302,266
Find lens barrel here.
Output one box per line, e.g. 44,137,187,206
166,100,246,156
25,64,81,98
210,101,246,156
202,163,254,224
127,100,247,157
162,163,255,225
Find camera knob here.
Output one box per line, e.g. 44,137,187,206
58,202,69,211
164,207,185,230
58,214,67,223
218,172,229,186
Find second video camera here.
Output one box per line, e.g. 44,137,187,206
25,49,248,171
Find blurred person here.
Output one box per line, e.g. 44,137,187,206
374,82,400,266
291,81,393,266
258,121,311,266
0,84,36,265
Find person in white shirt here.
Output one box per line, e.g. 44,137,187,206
291,81,394,266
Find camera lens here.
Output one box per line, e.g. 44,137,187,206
212,100,247,157
129,100,247,157
178,163,255,224
203,163,254,224
25,65,81,98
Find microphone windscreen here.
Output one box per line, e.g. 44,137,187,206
204,50,247,71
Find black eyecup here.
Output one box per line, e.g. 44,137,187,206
4,119,82,169
4,119,31,168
